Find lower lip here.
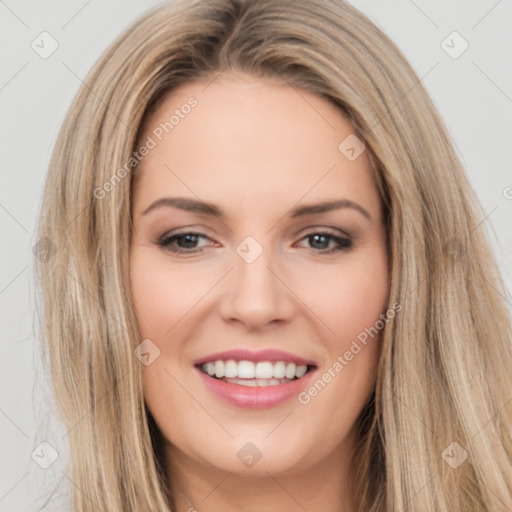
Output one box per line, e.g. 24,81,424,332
195,367,316,409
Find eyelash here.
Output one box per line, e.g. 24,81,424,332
157,230,353,255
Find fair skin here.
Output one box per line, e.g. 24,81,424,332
130,72,389,512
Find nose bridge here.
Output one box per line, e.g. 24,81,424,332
218,234,294,327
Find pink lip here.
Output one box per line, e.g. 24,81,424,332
193,348,317,366
195,366,317,409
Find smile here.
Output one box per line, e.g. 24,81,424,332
198,360,311,387
193,349,317,409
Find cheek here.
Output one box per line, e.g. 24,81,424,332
130,249,206,338
296,248,388,405
332,270,388,341
296,249,388,427
301,249,389,346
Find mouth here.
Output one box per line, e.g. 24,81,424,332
193,349,318,408
195,359,317,387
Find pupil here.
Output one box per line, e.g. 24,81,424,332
179,234,198,248
310,234,328,249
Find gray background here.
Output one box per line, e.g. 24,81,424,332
1,0,511,510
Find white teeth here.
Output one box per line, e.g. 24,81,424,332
273,361,286,379
200,359,312,380
224,377,292,387
214,360,225,378
238,360,255,379
295,365,307,378
206,362,215,376
224,359,238,378
285,363,296,379
228,378,257,387
255,362,273,379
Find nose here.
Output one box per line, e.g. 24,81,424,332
217,243,296,330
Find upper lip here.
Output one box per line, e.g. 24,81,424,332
193,348,317,367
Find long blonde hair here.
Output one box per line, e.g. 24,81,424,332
36,0,512,510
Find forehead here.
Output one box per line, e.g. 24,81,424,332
133,73,380,220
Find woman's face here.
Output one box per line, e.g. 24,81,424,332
130,73,389,478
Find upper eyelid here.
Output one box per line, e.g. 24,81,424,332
159,224,353,239
158,228,353,247
165,229,345,236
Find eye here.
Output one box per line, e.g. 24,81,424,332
157,229,352,255
157,231,213,254
295,230,353,253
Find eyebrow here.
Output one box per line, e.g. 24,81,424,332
141,196,371,220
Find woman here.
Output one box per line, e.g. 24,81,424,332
36,0,512,510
